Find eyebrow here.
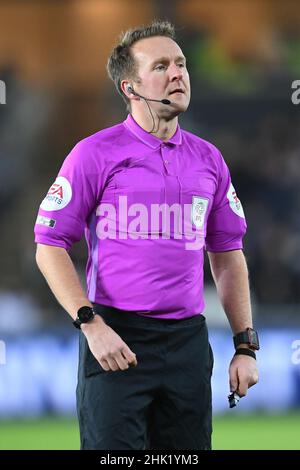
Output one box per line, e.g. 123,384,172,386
151,56,186,65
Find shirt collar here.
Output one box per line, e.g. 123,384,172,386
123,114,182,149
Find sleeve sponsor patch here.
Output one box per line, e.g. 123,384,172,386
40,176,72,211
227,183,245,218
36,215,56,228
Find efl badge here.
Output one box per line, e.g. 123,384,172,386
191,196,209,228
227,183,245,218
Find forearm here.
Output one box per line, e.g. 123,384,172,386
35,244,136,370
208,250,253,334
35,243,92,320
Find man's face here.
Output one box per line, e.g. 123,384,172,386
131,36,191,116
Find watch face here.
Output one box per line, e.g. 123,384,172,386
78,306,94,323
249,330,256,342
247,328,259,350
234,328,260,350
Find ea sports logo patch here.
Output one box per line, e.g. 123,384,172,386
227,183,245,218
40,176,72,211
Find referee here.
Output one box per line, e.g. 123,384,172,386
34,20,259,450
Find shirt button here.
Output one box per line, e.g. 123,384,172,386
164,160,169,164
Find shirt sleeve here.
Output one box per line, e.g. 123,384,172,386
205,148,247,252
34,140,102,250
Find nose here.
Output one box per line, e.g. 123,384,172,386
169,63,183,82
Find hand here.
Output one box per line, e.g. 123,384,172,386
229,354,259,397
81,315,138,372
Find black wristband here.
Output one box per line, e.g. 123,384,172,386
235,348,256,360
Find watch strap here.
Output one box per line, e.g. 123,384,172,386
234,348,256,360
73,319,82,330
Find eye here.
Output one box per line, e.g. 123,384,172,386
155,64,166,71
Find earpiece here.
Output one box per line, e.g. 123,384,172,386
127,85,134,94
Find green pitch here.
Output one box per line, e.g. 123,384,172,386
0,414,299,450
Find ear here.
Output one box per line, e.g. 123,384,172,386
120,80,132,98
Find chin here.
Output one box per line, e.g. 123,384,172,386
162,108,186,120
171,102,189,115
172,96,190,111
159,99,189,118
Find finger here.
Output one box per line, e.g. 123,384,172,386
99,358,110,371
128,360,137,368
106,356,119,371
248,373,259,388
121,347,138,367
229,370,239,393
115,352,131,371
236,376,248,397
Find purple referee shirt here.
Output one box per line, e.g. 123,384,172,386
34,114,247,319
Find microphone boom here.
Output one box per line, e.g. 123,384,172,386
128,87,171,105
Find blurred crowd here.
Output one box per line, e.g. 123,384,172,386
213,113,300,307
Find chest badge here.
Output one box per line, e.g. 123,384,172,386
191,196,209,229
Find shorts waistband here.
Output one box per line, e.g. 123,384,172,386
92,303,205,329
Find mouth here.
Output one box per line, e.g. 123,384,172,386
169,88,185,95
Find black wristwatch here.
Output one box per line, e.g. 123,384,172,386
233,327,260,351
73,306,95,330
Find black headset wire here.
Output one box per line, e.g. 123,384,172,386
142,96,159,134
127,86,161,134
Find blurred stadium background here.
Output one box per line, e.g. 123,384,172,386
0,0,300,450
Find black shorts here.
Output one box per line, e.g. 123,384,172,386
76,304,214,450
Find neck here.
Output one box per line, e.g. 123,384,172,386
131,107,178,142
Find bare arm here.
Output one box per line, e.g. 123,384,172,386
36,243,137,371
207,249,252,334
208,249,258,396
36,244,93,319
